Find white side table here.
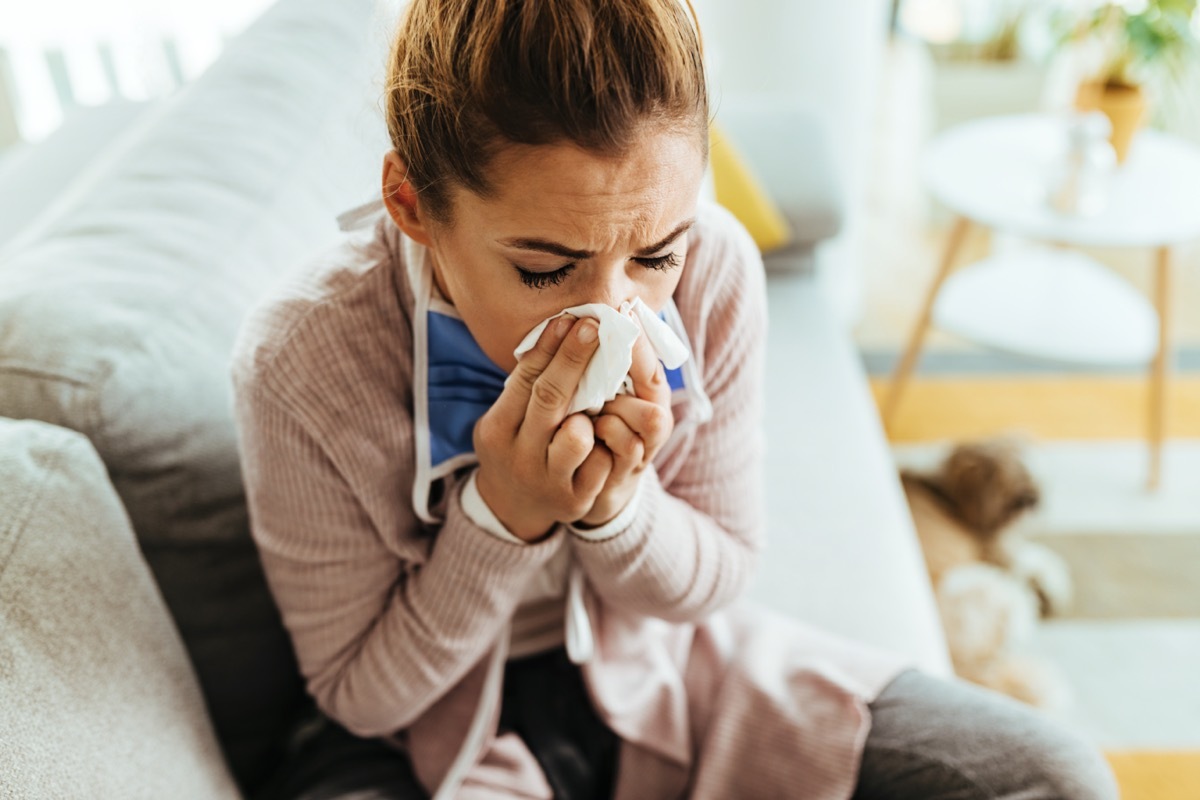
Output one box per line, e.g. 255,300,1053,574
884,114,1200,490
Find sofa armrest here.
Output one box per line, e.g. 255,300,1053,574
0,417,240,799
713,98,845,272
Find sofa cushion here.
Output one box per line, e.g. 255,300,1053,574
0,0,395,791
0,417,240,799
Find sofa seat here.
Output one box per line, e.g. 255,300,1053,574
750,273,950,676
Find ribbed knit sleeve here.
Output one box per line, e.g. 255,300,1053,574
232,379,566,738
569,208,768,623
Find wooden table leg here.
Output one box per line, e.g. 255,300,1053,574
1147,246,1173,491
883,216,972,430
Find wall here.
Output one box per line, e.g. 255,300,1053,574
692,0,890,329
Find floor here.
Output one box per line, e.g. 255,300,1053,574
1029,620,1200,749
859,39,1200,751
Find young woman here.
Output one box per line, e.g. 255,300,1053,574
231,1,1118,798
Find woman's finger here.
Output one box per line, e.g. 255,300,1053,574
626,328,671,406
519,318,601,445
572,442,613,505
598,395,673,461
594,413,645,477
489,314,576,432
547,412,595,478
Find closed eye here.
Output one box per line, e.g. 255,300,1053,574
513,252,682,290
514,263,576,288
637,252,681,271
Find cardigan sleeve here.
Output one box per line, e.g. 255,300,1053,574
232,381,565,738
568,212,768,623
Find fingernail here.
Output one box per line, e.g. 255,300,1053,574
577,320,598,343
553,316,574,339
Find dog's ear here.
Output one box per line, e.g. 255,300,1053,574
938,444,990,506
940,440,1040,536
909,445,973,524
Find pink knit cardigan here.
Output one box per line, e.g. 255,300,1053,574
230,200,907,799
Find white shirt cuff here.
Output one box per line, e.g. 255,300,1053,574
461,471,527,545
568,472,644,542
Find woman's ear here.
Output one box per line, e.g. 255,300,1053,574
382,151,434,247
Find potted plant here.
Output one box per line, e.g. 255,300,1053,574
1067,0,1200,162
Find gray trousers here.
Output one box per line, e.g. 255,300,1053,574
253,663,1118,800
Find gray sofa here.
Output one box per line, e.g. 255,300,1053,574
0,420,240,798
0,1,947,796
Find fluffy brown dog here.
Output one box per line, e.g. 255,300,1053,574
901,438,1072,708
901,439,1040,589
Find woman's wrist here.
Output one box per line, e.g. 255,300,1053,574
474,468,556,543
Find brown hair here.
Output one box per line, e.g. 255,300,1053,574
384,0,707,222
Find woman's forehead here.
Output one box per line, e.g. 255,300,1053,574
494,130,702,194
458,131,705,244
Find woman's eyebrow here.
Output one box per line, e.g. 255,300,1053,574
499,218,696,260
635,218,696,256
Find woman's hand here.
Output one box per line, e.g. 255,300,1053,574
575,329,675,529
473,315,609,542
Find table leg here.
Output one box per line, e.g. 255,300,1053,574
1147,246,1173,491
883,216,972,430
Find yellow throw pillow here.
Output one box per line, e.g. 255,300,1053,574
709,123,793,253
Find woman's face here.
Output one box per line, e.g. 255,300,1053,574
412,126,706,373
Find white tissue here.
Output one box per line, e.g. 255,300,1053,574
512,297,688,415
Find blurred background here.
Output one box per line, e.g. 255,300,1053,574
0,1,273,145
1,0,1197,796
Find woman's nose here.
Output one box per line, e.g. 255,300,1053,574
587,260,637,308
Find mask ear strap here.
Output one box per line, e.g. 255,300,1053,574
336,197,386,231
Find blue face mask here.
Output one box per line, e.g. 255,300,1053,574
425,311,508,467
425,309,687,470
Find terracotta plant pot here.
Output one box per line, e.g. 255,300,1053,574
1075,81,1147,164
